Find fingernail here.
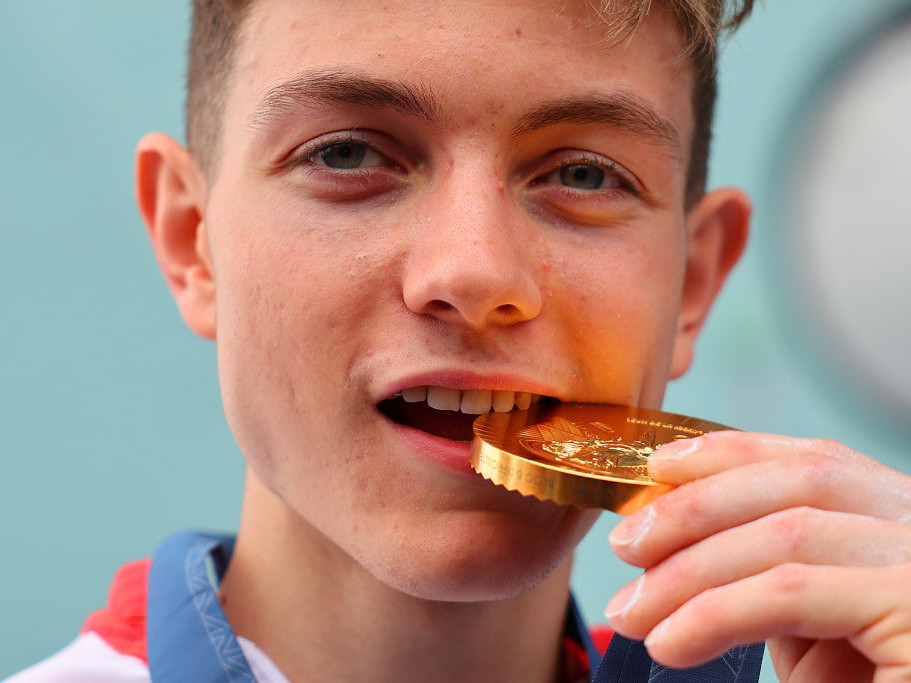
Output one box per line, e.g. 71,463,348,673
604,574,645,622
644,617,671,651
609,503,656,549
649,436,701,464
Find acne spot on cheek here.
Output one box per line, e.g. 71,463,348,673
514,27,523,38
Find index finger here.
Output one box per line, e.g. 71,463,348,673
647,431,863,484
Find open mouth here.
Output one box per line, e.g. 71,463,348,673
378,387,549,442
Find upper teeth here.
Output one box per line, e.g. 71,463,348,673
400,386,536,414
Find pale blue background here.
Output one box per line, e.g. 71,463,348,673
1,2,909,679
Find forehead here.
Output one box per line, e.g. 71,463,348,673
227,0,694,140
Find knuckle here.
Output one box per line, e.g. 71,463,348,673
769,507,817,555
808,437,841,453
790,451,841,497
656,485,706,527
767,562,811,599
688,584,727,623
679,488,707,519
805,437,855,462
662,550,699,585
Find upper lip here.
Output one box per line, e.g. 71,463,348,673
374,370,564,404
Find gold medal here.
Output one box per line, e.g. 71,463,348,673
470,403,733,514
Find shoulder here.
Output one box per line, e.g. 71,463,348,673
5,559,151,683
3,632,149,683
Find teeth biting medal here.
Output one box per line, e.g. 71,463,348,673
470,403,733,514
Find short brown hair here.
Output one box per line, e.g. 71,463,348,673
186,0,754,206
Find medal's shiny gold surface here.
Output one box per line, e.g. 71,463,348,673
470,403,733,514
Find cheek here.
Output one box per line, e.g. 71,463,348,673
208,210,386,477
549,233,684,402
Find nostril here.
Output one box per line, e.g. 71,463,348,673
428,300,455,315
422,300,526,326
494,303,522,322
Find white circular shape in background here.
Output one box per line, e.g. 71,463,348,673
785,18,911,418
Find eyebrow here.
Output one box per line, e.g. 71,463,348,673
512,93,681,158
248,71,680,158
248,68,440,128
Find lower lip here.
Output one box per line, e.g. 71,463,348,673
380,414,477,476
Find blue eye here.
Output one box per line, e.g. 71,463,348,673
316,142,368,169
539,159,628,192
559,164,606,189
306,139,393,171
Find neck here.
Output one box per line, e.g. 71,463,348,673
219,470,578,683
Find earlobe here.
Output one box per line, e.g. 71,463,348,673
135,132,215,340
669,187,751,379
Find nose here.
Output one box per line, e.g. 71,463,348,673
402,176,542,330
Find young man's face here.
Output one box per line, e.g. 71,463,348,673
176,0,735,600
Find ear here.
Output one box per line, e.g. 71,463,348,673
135,132,215,340
669,187,750,379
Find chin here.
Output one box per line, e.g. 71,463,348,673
360,505,599,603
